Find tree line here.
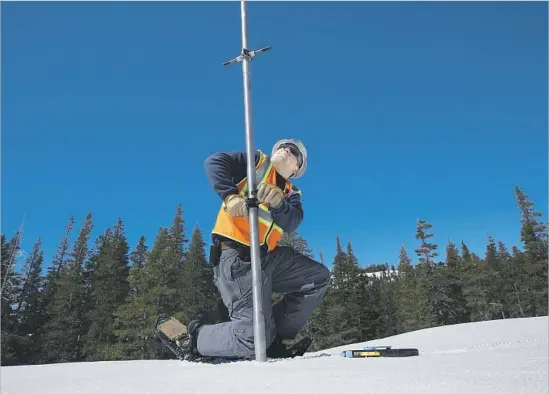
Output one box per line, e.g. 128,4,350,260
1,186,547,365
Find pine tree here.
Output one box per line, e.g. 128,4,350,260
127,221,188,359
509,247,531,317
515,186,548,261
461,241,472,263
496,241,525,318
1,232,24,366
395,245,419,332
76,213,96,347
1,232,22,301
15,238,46,364
40,216,76,344
170,203,188,265
325,237,362,345
41,214,91,363
42,217,75,298
344,242,364,338
330,237,359,291
415,219,438,268
483,236,507,319
130,236,148,269
42,254,87,362
413,220,439,327
84,219,130,361
164,204,189,318
460,241,489,322
514,186,548,315
181,226,220,325
357,271,379,341
147,227,176,305
112,236,153,360
371,267,399,338
442,241,469,324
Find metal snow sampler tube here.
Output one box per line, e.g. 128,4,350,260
222,0,272,362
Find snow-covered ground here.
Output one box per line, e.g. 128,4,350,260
2,316,547,394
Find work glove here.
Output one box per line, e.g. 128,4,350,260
257,183,284,208
224,194,248,217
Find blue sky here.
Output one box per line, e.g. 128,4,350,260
2,1,547,272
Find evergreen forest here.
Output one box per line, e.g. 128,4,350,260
1,186,547,365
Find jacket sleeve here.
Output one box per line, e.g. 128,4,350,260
204,151,260,201
270,191,304,233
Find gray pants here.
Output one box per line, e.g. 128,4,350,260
196,245,331,358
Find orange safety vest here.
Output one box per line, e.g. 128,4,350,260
212,150,301,252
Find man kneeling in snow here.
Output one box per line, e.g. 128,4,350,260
158,139,330,360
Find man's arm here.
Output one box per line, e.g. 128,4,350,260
204,151,260,201
270,192,303,233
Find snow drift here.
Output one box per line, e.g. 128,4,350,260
2,316,547,394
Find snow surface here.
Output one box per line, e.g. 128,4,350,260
2,316,547,394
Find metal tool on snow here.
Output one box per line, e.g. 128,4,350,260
340,345,419,358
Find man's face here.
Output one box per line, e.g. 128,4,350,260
271,145,300,179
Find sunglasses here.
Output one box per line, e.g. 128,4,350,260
279,143,303,168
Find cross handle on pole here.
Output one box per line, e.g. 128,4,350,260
222,45,272,66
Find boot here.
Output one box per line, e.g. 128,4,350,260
266,335,312,359
156,316,202,361
266,336,288,358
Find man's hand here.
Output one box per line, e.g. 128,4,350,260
224,194,248,217
257,183,284,208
